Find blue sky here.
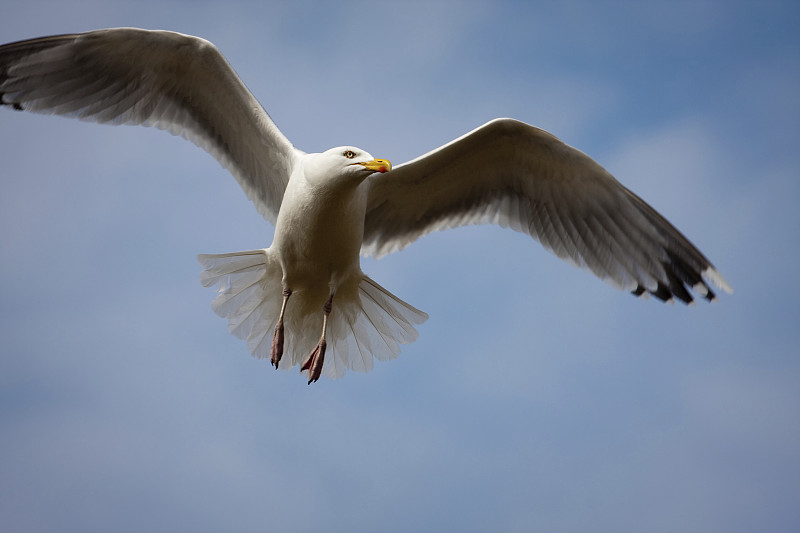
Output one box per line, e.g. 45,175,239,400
1,1,798,531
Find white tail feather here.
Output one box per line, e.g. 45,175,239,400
198,250,428,379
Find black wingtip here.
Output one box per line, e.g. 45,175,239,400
629,250,727,306
0,87,23,110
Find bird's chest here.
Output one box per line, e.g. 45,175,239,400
272,178,366,287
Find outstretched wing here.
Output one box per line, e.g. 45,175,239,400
0,27,301,223
363,118,732,304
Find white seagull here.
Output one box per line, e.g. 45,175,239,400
0,28,732,383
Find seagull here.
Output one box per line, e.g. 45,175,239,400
0,28,732,383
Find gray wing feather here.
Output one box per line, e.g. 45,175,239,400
0,28,301,223
363,118,732,303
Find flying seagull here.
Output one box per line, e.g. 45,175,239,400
0,28,732,383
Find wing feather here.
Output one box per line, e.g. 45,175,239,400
363,118,732,303
0,28,301,223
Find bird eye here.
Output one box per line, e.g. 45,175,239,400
344,150,356,159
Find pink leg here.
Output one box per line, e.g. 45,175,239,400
270,288,292,369
301,294,334,384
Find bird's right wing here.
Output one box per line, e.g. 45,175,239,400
0,27,302,223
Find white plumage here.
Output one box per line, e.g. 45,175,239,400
0,28,732,382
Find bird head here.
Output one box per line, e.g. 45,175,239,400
304,146,392,188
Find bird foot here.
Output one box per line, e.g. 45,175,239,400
270,319,284,369
300,339,326,384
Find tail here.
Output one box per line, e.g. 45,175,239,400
323,275,429,379
197,250,428,380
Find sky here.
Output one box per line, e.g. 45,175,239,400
0,1,798,532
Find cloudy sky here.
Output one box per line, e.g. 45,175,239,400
1,1,798,531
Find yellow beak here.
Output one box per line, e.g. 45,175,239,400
356,159,392,173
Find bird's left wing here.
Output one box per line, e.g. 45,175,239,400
363,118,732,304
0,28,302,223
